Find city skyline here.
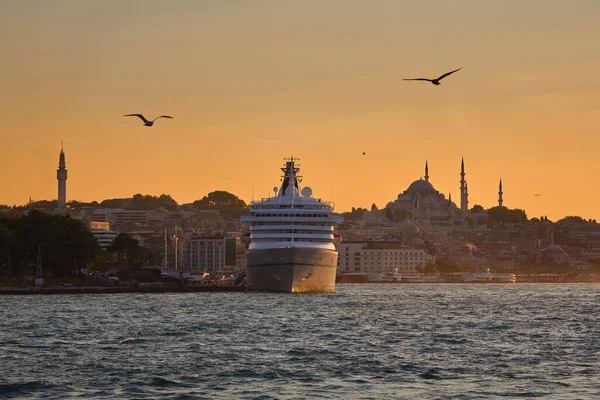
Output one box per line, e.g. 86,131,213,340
1,1,599,220
8,145,594,224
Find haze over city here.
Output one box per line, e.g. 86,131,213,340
1,1,599,221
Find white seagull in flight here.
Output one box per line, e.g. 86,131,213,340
123,114,173,127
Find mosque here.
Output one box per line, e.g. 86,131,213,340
360,158,504,232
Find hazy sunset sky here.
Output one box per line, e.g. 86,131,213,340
1,1,599,220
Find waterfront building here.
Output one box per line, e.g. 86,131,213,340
337,241,435,274
186,233,226,273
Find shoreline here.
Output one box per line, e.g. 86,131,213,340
0,285,246,295
2,281,600,295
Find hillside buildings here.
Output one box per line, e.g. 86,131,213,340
337,241,435,274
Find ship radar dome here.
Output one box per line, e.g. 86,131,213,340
301,187,313,197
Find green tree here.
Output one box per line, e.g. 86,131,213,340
68,200,99,208
130,193,178,210
30,200,58,209
435,258,462,273
193,191,247,209
560,216,585,223
0,223,17,272
470,204,485,214
193,191,248,218
108,233,140,267
341,207,367,221
99,198,126,208
487,206,528,227
424,261,438,275
0,210,97,277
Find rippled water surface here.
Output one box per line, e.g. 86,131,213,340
1,284,600,399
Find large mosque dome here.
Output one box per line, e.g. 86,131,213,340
407,179,436,195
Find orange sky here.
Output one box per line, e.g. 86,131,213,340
1,1,599,221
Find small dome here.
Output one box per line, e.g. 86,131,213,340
397,220,420,233
386,201,396,209
544,243,566,255
407,179,435,194
409,237,425,247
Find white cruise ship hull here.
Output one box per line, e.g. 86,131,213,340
245,247,338,293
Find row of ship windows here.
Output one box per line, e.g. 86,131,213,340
347,255,425,257
251,205,331,210
255,222,330,226
251,213,329,218
345,262,421,266
251,230,331,234
346,251,423,256
252,238,332,242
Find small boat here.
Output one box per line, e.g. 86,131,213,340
368,268,427,283
463,268,516,283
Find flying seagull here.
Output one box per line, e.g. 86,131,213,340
403,67,462,86
534,194,541,197
123,114,173,127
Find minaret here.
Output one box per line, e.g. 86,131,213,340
57,143,67,208
424,160,429,182
460,157,467,213
464,181,469,212
498,178,503,207
448,191,454,225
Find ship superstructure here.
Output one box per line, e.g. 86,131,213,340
240,157,343,292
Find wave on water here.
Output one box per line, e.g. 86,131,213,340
118,337,138,344
1,285,599,399
0,381,56,397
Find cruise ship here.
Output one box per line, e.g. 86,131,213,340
240,157,343,292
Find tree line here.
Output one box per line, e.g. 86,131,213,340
2,191,248,214
0,210,97,277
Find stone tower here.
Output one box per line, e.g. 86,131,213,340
57,144,67,208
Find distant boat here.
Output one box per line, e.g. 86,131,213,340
368,268,433,283
463,269,516,283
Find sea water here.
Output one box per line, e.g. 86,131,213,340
1,284,599,399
